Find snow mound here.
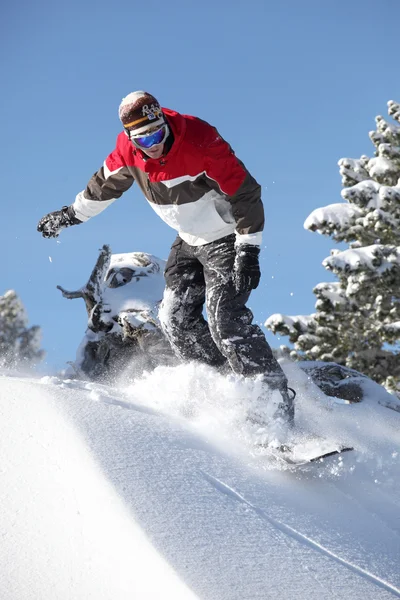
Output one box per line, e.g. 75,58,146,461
0,362,399,599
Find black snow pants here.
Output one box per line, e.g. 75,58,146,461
159,234,287,386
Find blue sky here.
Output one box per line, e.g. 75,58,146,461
1,0,399,372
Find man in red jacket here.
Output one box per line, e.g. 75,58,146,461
38,91,295,433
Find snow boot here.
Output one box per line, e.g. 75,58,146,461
247,380,297,449
276,386,296,427
259,372,297,427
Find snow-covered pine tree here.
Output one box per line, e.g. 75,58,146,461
0,290,45,369
266,100,400,398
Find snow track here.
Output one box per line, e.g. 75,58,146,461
200,470,400,598
1,367,399,599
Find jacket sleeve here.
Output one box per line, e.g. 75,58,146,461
72,141,135,222
203,129,264,246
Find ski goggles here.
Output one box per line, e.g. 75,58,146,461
127,124,169,149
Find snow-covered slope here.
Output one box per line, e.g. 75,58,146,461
0,362,399,600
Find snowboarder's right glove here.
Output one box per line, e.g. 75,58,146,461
234,244,261,295
37,205,82,238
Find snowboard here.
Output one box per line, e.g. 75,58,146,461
260,437,353,467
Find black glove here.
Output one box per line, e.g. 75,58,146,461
37,206,82,238
234,244,261,295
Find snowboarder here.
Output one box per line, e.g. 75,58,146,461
37,91,296,432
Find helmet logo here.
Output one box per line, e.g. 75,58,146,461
142,103,162,121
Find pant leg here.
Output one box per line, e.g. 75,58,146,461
159,236,227,368
198,235,287,385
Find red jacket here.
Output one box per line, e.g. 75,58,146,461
72,108,264,246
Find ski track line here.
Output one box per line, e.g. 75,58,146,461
200,471,333,598
199,469,337,599
199,470,400,598
200,470,342,600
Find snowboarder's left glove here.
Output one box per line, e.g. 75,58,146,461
37,205,82,238
234,244,261,295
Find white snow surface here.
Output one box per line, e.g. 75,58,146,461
367,157,398,182
313,281,347,305
323,245,400,273
304,203,364,232
103,252,166,317
1,361,400,600
265,313,316,334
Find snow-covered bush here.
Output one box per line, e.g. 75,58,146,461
266,100,400,397
0,290,45,368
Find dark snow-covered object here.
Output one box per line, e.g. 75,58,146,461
299,361,364,403
58,245,175,381
298,360,400,412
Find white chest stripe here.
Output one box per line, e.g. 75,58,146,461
159,172,205,188
146,190,238,246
